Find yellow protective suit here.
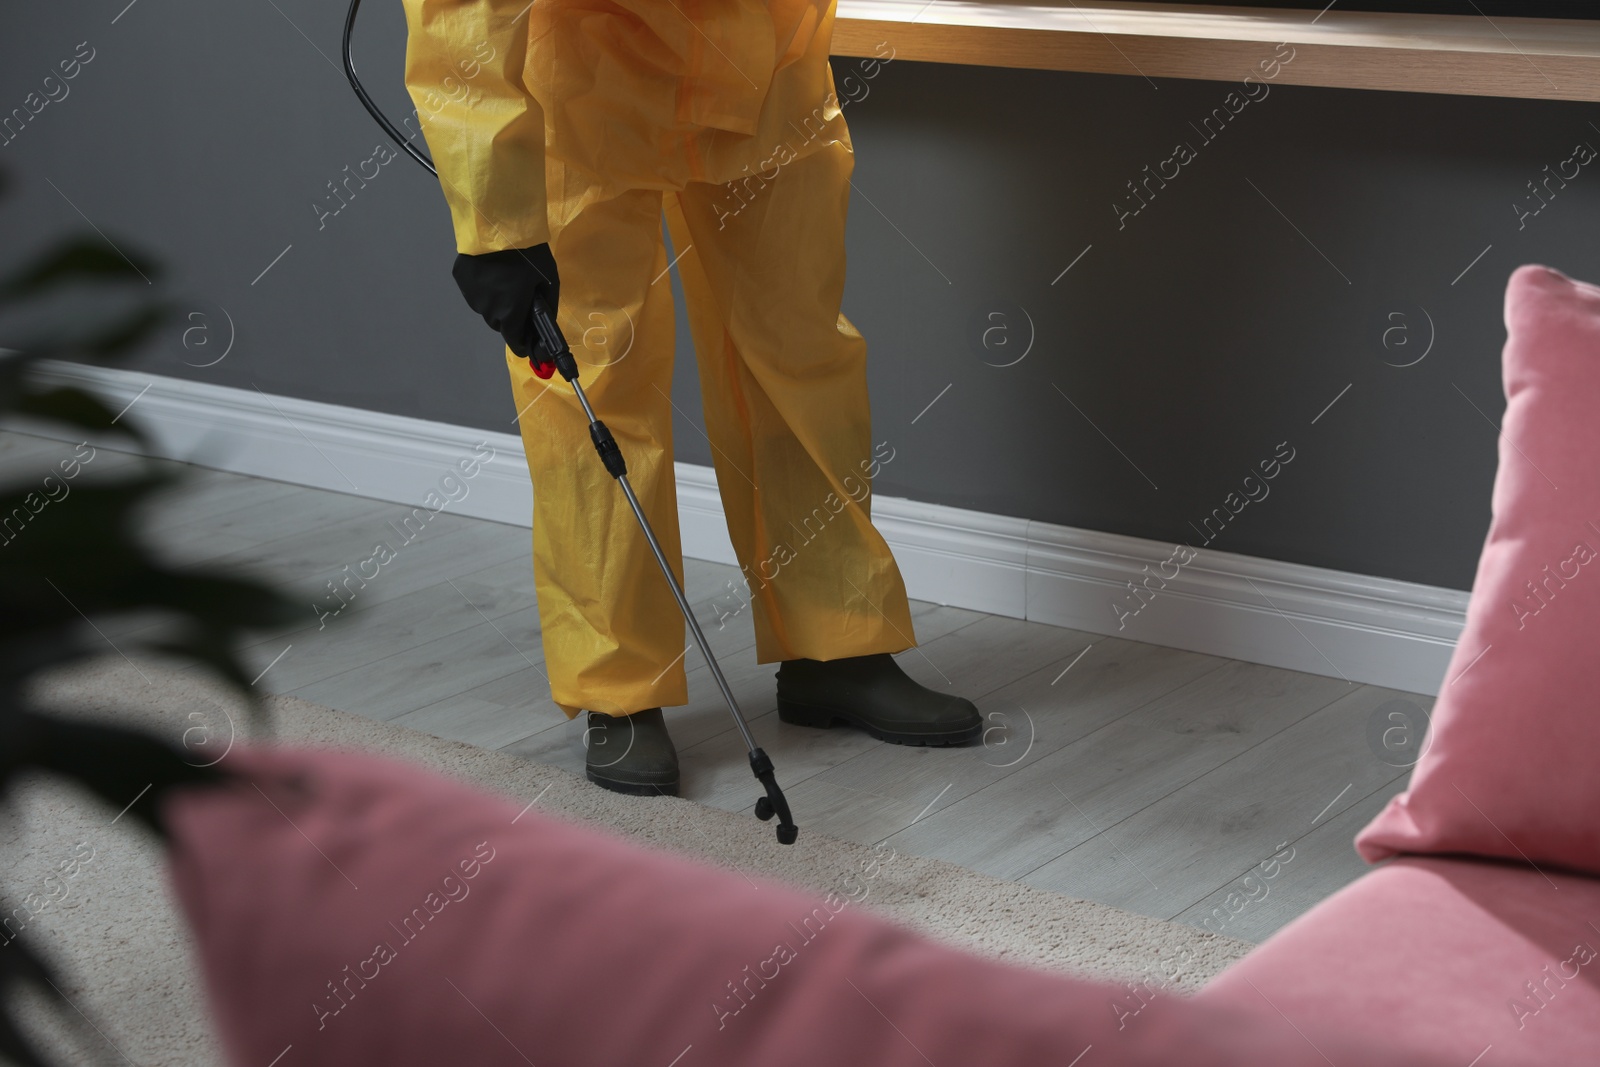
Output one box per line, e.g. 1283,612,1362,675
402,0,914,718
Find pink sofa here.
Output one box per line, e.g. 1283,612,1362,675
159,265,1600,1066
1197,264,1600,1063
168,744,1451,1067
1199,856,1600,1064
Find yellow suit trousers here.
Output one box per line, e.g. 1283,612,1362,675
406,0,915,718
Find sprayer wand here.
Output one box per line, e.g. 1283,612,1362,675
343,0,797,844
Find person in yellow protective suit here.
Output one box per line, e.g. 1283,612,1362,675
402,0,981,796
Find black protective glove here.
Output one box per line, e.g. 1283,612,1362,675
451,243,561,378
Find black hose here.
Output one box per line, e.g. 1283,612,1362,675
342,0,437,177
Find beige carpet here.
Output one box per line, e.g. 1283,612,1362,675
5,658,1251,1066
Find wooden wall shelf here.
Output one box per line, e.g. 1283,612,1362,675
832,1,1600,101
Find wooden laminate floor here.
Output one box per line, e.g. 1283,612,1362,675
6,430,1431,944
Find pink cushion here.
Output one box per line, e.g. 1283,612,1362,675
1199,856,1600,1065
164,745,1446,1067
1357,264,1600,874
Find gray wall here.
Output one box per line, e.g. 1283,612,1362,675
4,0,1598,592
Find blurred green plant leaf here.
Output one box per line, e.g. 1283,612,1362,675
0,475,300,695
0,166,305,1067
10,302,173,364
0,239,159,297
6,384,147,447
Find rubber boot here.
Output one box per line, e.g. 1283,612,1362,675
584,707,679,796
775,652,982,746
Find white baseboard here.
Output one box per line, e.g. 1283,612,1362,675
16,361,1465,694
